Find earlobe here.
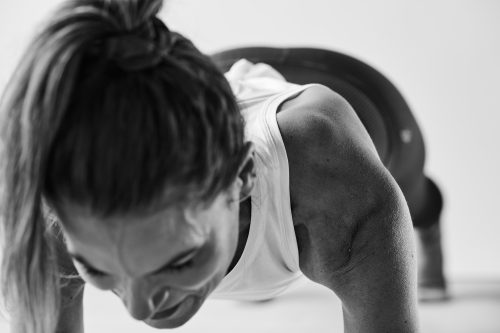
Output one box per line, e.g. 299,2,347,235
238,142,256,202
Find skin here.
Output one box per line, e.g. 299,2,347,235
54,156,255,329
279,85,418,332
52,85,418,332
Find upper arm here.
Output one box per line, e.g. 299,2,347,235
277,85,418,332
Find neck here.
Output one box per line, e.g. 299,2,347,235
226,197,252,274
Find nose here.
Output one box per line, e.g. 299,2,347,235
122,282,170,321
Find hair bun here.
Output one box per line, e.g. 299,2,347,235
100,17,171,71
113,0,164,30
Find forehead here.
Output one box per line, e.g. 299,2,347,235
54,199,219,274
56,198,213,243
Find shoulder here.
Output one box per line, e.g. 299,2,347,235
277,84,384,213
277,84,410,281
277,84,378,165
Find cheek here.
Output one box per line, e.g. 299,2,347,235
195,203,239,262
165,241,222,289
221,209,240,256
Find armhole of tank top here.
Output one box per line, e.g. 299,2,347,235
212,157,266,292
262,83,320,272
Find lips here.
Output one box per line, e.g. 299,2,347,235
150,302,183,320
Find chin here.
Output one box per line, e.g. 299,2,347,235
145,315,192,329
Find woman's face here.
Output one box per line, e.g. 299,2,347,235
57,185,242,329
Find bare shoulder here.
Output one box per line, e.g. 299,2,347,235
277,84,412,285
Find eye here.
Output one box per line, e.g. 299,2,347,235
76,261,107,278
166,257,195,273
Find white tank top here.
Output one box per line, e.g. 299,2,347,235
210,60,317,301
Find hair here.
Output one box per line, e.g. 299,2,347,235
0,0,245,332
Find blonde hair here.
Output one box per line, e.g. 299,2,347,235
1,0,245,332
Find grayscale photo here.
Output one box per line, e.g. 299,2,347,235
0,0,499,332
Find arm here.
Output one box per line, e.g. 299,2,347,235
56,278,85,333
8,225,85,333
278,85,419,332
50,221,86,333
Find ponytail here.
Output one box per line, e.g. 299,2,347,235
0,1,167,332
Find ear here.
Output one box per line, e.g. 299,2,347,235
237,142,256,202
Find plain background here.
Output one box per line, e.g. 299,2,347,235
0,1,499,332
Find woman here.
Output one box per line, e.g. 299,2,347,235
0,0,445,332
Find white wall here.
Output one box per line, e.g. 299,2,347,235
1,0,499,281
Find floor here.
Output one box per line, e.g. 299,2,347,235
3,277,497,333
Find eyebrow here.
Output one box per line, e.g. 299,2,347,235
69,247,200,276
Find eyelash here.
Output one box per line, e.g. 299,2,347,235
79,259,195,278
168,258,195,272
80,264,106,278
